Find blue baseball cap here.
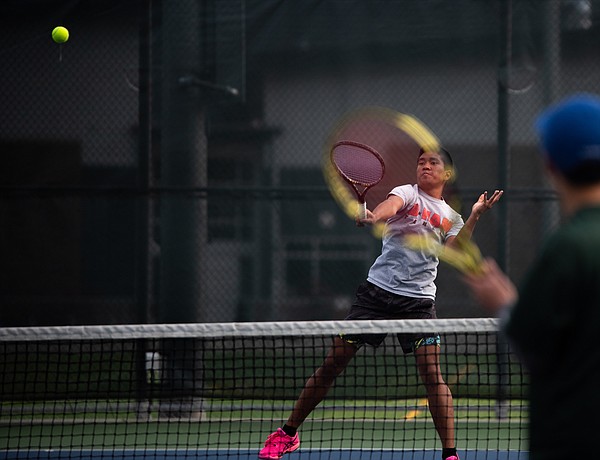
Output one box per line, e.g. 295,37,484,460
535,93,600,174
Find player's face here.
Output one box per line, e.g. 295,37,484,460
416,151,451,187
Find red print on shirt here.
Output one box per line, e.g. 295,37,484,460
406,203,453,233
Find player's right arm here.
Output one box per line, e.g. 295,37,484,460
359,195,404,225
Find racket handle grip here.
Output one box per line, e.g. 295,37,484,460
358,201,367,219
356,201,367,226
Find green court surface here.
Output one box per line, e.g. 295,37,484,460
1,398,527,451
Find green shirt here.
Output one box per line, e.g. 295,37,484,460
505,206,600,459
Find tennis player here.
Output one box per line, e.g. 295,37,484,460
462,94,600,460
259,147,502,460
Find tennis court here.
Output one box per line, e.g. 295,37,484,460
5,2,600,459
1,450,528,460
0,412,526,460
1,450,526,460
0,320,528,459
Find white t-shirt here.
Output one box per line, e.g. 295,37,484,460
367,184,464,299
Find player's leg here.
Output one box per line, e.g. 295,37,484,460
259,336,358,459
414,342,458,459
286,335,358,427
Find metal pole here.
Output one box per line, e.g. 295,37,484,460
543,0,561,106
136,0,152,324
157,0,208,420
497,0,511,273
135,0,153,421
495,0,512,418
159,0,208,324
540,1,562,240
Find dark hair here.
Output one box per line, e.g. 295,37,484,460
418,147,454,170
562,160,600,186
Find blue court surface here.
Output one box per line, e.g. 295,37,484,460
0,450,528,460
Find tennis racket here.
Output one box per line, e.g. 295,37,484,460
330,140,385,222
323,107,458,236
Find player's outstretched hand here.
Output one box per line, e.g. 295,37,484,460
462,258,517,315
471,190,503,217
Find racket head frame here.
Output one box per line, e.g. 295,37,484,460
329,140,386,204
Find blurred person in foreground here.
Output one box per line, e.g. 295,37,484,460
259,146,502,460
463,93,600,460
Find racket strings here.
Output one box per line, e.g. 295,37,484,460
332,144,384,186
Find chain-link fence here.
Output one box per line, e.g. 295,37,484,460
1,0,599,326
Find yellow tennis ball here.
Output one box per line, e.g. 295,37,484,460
52,26,69,44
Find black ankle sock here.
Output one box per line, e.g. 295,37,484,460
442,447,457,459
282,425,297,437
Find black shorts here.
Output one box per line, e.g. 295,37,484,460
339,281,441,353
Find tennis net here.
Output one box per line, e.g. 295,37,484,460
0,319,528,459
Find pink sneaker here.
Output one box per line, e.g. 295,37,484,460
258,428,300,459
445,456,460,460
